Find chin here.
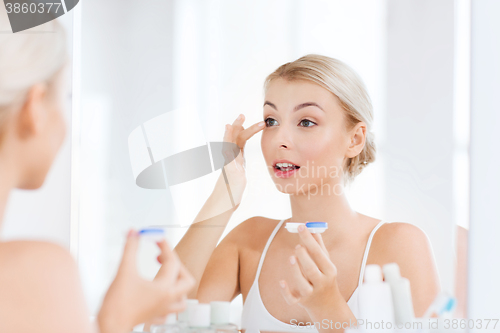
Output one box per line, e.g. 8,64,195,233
273,180,304,195
18,180,45,190
18,172,49,190
274,177,336,197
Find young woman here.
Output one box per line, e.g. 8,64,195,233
149,55,441,332
0,8,195,333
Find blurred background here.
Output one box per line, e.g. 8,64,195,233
2,0,474,328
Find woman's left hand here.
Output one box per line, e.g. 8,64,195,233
279,224,341,312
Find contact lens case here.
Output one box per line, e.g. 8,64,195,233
285,222,328,234
138,227,166,242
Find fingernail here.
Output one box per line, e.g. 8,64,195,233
279,280,285,289
225,124,229,131
258,121,265,127
238,114,243,120
289,256,296,265
295,244,301,250
298,225,305,232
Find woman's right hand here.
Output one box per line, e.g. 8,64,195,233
97,230,195,333
215,114,265,208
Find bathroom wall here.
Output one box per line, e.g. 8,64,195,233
385,0,457,296
468,0,500,323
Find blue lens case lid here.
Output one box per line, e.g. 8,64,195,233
138,228,165,235
306,222,328,228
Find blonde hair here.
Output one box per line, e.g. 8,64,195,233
0,5,68,144
264,54,376,184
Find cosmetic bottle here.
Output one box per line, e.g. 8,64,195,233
210,301,239,333
382,262,415,326
358,264,395,333
177,299,200,331
150,313,181,333
185,303,215,333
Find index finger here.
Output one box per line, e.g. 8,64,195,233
311,233,329,256
297,225,333,275
235,121,265,149
156,239,174,263
155,241,181,283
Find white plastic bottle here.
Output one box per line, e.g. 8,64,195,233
150,313,181,333
210,301,239,333
382,262,415,326
186,303,215,333
177,299,200,331
358,264,395,333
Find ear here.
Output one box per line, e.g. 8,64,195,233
345,121,367,158
17,83,49,139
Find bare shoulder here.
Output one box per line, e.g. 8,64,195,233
369,222,441,316
372,222,430,252
371,222,432,257
0,239,71,255
0,240,75,273
373,222,428,245
0,240,79,297
0,240,91,332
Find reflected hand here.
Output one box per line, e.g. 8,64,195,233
97,230,195,333
279,225,341,313
217,114,265,207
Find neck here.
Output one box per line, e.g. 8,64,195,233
287,180,361,243
0,152,17,228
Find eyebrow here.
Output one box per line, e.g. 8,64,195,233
263,101,324,112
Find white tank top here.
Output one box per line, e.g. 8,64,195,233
241,219,387,333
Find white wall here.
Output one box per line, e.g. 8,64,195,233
384,0,456,295
78,0,176,316
468,0,500,325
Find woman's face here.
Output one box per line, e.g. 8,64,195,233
261,78,352,195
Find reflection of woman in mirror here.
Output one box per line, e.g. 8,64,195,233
0,7,194,332
150,54,441,332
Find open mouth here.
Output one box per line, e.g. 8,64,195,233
274,162,300,172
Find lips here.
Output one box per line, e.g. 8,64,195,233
272,160,301,179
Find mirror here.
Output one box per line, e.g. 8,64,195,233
76,0,469,326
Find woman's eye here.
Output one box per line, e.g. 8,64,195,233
264,117,278,127
299,119,316,127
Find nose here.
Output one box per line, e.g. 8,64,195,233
275,126,292,150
